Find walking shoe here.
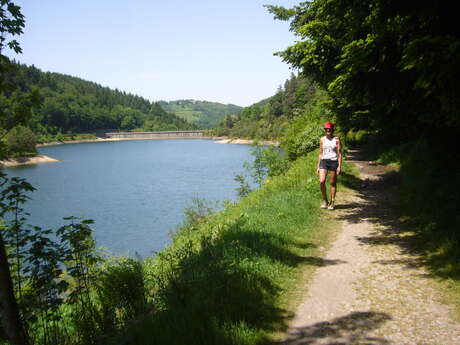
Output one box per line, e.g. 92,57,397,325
320,200,328,209
328,201,335,210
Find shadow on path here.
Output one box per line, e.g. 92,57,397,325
271,151,396,345
336,150,426,272
280,311,391,345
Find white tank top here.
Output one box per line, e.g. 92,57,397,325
322,136,338,160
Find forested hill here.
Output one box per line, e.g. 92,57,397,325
158,99,242,128
3,62,198,136
214,73,327,159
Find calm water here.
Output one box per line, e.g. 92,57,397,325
4,139,254,258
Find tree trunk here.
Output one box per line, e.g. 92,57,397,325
0,233,29,345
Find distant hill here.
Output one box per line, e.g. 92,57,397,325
3,62,197,136
158,100,242,128
214,73,322,141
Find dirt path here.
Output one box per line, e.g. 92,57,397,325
281,150,460,345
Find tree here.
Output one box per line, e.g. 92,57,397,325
3,65,198,136
0,1,31,343
266,1,460,144
5,125,37,156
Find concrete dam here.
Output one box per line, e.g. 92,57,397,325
105,130,209,140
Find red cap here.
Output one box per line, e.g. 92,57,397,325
324,121,334,129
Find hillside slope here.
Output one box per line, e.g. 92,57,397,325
3,62,197,136
158,99,242,128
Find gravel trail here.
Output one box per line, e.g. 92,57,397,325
281,150,460,345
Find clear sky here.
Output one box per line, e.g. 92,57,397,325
6,0,300,107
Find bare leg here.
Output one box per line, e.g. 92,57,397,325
319,169,328,202
329,170,337,202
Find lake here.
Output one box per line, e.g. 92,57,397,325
4,139,254,258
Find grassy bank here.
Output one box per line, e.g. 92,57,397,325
107,150,353,345
361,139,460,317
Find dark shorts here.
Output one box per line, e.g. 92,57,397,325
319,159,339,172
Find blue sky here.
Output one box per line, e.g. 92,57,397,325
6,0,300,107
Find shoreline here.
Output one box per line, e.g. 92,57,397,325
3,136,280,168
213,137,280,146
37,136,279,147
0,155,59,168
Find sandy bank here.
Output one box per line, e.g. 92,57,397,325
214,137,280,146
0,155,59,168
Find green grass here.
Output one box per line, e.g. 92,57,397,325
106,151,355,345
159,101,242,128
166,107,201,123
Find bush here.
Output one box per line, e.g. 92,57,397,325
5,125,37,156
345,129,356,144
74,134,97,140
280,91,331,160
345,129,373,147
178,198,216,232
281,114,324,160
96,257,148,331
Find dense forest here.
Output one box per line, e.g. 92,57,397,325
215,73,310,139
1,62,197,138
215,73,332,159
219,1,459,153
266,1,459,144
158,99,242,128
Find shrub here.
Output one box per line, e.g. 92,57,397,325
180,198,216,231
346,129,356,144
345,129,373,147
281,115,324,160
96,257,148,331
5,125,37,156
280,92,331,160
74,134,97,140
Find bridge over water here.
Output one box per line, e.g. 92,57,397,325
105,130,209,140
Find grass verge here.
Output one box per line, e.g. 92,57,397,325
106,150,355,345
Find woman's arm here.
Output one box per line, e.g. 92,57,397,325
336,137,342,175
317,137,323,174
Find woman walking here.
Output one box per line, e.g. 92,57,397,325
316,121,342,210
